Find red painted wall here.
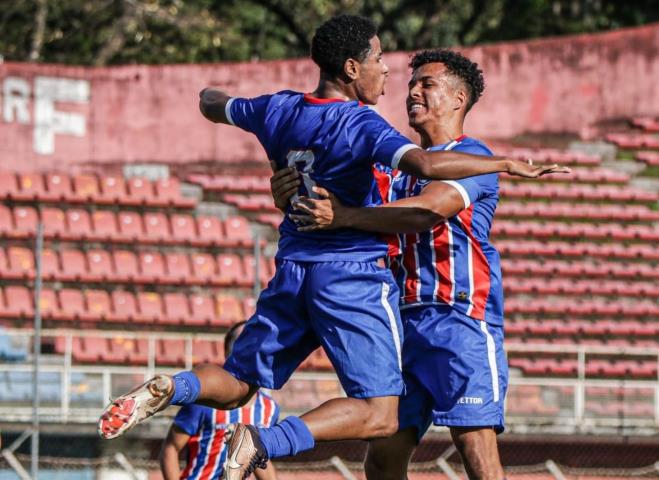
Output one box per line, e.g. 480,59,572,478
0,23,657,172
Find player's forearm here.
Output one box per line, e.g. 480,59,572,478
159,447,182,480
340,203,442,234
199,88,231,123
255,461,278,480
399,148,510,180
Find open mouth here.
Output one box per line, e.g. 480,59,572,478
408,102,426,114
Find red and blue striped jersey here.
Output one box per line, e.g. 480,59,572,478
175,391,279,480
377,136,504,325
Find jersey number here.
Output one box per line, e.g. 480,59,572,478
286,149,318,201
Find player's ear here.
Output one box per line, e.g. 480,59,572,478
344,58,360,81
454,88,467,111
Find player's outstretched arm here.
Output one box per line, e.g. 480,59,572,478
199,87,232,124
159,425,190,480
398,148,571,179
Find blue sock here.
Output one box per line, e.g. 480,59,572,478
169,371,201,405
258,416,315,459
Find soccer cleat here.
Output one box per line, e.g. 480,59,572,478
223,423,269,480
97,375,173,439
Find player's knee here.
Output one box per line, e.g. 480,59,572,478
364,407,398,438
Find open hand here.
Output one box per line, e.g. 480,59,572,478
507,158,572,178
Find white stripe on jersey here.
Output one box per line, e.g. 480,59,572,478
480,322,500,402
447,221,456,305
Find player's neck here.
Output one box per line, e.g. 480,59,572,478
419,117,464,149
312,77,357,102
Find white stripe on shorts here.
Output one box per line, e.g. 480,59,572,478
380,282,402,371
480,321,500,402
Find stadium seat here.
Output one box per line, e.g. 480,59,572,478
242,255,272,286
109,291,138,323
169,213,197,244
17,173,49,201
154,178,196,208
38,289,59,319
7,246,34,279
195,215,224,246
113,250,140,282
189,294,215,326
214,295,243,327
98,176,128,204
85,290,111,321
242,297,256,318
86,250,113,282
41,207,67,238
13,206,38,238
143,212,170,243
110,337,148,365
45,173,73,201
0,205,12,236
65,209,93,240
224,216,253,246
81,337,109,363
59,249,87,282
190,253,218,283
162,293,190,325
136,291,163,324
127,177,156,205
57,289,86,322
0,172,19,199
72,174,100,202
91,210,119,241
191,339,222,365
137,252,166,283
40,248,60,280
117,211,144,242
216,253,244,286
158,339,186,366
164,252,193,284
3,286,33,317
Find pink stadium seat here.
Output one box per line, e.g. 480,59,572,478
57,289,86,322
109,291,137,323
127,177,156,205
242,255,272,286
143,212,170,243
84,337,111,363
190,253,218,283
17,173,50,201
224,216,252,246
216,253,244,286
137,252,165,283
91,210,119,241
98,176,128,204
0,205,12,236
72,174,100,202
158,339,186,366
154,178,196,208
65,209,93,240
136,291,163,324
38,289,59,319
86,250,113,282
13,206,38,238
84,290,111,321
3,286,33,317
0,172,19,199
109,337,148,364
117,211,144,242
113,250,139,282
45,173,73,201
242,297,256,318
196,215,224,246
162,293,190,325
169,214,197,244
7,246,34,279
189,294,214,326
40,249,60,281
59,249,87,282
214,295,243,327
41,207,67,238
191,339,222,365
164,252,193,284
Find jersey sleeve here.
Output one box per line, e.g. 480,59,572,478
348,110,419,169
438,144,496,209
173,404,204,436
225,95,272,136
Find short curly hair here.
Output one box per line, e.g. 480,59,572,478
311,15,377,77
410,49,485,112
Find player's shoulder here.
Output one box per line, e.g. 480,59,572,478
456,137,494,157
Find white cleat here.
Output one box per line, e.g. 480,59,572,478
223,423,269,479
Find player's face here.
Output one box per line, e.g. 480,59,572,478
354,35,389,105
406,62,460,129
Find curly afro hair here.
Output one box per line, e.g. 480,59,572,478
311,15,377,77
410,49,485,112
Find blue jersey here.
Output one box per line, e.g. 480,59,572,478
227,91,417,262
377,136,504,325
175,391,279,480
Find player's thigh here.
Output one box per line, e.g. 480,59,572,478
305,260,404,399
224,259,319,389
365,427,418,480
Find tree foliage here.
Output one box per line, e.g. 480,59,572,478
1,0,657,65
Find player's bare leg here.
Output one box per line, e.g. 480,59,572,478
451,427,505,480
364,427,417,480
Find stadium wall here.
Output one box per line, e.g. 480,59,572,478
0,23,657,170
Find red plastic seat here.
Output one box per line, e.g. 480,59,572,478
136,291,163,323
0,205,13,236
154,178,195,207
41,207,67,238
17,173,49,201
84,337,111,363
189,294,214,326
224,216,252,246
40,249,60,281
164,252,193,284
0,172,19,199
243,255,272,286
127,177,156,205
3,286,33,317
99,176,127,204
190,253,218,283
137,252,165,283
109,291,137,323
45,173,73,201
169,214,197,244
163,293,190,325
72,174,100,202
191,339,222,365
65,209,93,240
38,289,59,319
196,215,224,246
59,249,87,282
91,210,119,241
113,250,139,282
13,206,38,238
117,211,144,242
57,289,86,322
143,212,170,243
242,297,257,318
158,339,186,366
86,250,113,282
84,290,111,321
7,246,34,279
216,253,244,286
214,295,243,327
109,337,148,364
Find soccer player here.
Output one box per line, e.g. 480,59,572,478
159,321,279,480
98,15,566,480
278,49,527,479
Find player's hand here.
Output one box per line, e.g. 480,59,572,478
269,161,300,212
290,186,346,231
507,158,571,178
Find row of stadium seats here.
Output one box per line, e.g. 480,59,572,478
498,183,658,202
501,167,629,184
635,151,659,166
630,116,659,132
0,205,254,247
505,298,659,317
491,220,659,241
0,172,195,208
0,246,274,287
505,319,658,337
503,278,659,298
507,357,657,378
502,147,601,165
605,133,659,149
495,240,659,260
0,286,252,327
506,336,657,349
500,258,659,279
496,202,659,221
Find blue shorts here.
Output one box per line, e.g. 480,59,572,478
398,304,508,441
224,259,404,398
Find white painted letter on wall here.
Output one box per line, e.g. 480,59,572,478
3,77,31,124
